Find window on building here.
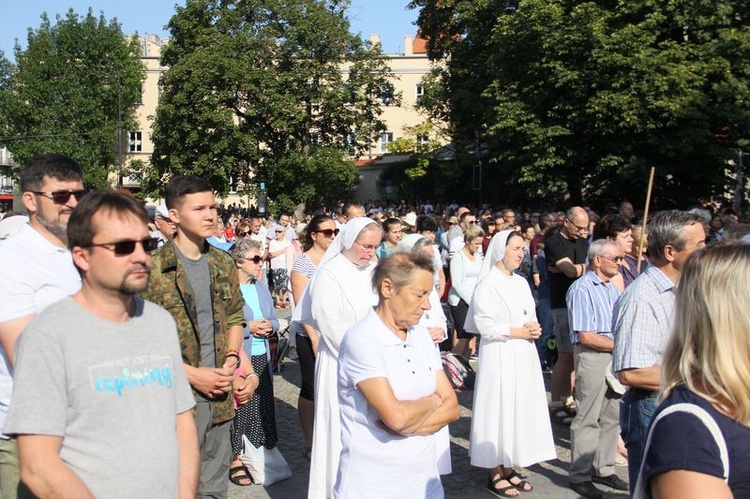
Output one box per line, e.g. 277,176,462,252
128,131,143,153
416,134,430,148
380,132,394,153
343,132,356,155
415,84,425,103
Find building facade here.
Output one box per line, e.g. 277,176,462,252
128,33,441,204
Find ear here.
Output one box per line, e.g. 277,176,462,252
380,278,394,299
168,208,180,225
21,191,38,214
663,244,676,263
71,247,90,274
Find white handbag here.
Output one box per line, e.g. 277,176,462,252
239,434,292,486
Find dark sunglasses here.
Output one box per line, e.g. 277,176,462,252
84,237,160,255
237,231,250,238
242,255,263,264
316,228,340,237
32,190,86,204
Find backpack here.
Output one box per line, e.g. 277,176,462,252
441,351,476,390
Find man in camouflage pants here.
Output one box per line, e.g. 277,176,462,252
144,175,248,498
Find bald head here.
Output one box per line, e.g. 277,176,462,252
563,206,589,239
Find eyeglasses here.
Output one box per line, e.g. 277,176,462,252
275,230,284,233
241,255,263,264
237,231,250,238
566,218,588,232
600,255,625,264
465,219,477,224
316,228,340,238
32,190,86,204
355,240,378,251
83,237,159,256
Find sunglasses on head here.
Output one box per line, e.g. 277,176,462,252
242,255,263,264
32,190,86,204
316,228,340,237
84,237,160,255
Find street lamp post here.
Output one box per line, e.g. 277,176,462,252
116,74,123,190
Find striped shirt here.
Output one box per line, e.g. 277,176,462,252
566,270,621,344
290,252,317,337
611,265,675,373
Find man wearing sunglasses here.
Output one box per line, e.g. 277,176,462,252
0,154,84,499
144,175,245,499
5,190,199,498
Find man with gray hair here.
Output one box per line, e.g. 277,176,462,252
612,210,706,495
567,240,628,498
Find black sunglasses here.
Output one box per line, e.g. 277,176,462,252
32,190,86,204
242,255,263,264
84,237,160,255
316,228,340,237
237,231,250,238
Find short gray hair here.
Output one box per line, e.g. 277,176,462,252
648,210,705,261
229,239,262,262
587,239,619,264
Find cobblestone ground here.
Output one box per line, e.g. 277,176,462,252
230,310,629,498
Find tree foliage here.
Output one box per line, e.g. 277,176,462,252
0,10,144,188
410,0,750,207
148,0,397,206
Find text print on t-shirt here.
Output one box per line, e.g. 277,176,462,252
88,354,174,396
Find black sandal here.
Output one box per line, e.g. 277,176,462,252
487,476,520,497
229,465,253,486
504,470,533,492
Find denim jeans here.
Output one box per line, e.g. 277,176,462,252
535,297,554,365
620,389,658,497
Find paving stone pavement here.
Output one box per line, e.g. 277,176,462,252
230,309,629,498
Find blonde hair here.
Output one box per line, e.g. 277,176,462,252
662,243,750,424
463,224,484,243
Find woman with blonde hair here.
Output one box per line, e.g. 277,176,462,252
637,243,750,498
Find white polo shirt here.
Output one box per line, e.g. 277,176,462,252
335,309,444,499
0,223,81,435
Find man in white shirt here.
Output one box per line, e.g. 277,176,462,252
0,154,84,499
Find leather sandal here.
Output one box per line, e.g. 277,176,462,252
504,470,533,492
487,476,520,497
229,465,252,486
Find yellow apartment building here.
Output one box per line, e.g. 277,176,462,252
125,33,442,204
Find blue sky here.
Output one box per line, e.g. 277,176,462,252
2,1,420,60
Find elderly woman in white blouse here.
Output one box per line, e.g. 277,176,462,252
465,230,555,497
335,252,459,498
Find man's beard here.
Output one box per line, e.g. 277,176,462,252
119,266,152,295
36,210,69,244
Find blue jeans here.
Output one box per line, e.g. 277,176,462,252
620,389,658,497
535,297,554,365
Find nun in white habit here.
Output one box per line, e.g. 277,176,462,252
297,217,381,499
396,234,452,475
464,230,556,496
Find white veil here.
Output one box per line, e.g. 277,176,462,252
464,230,514,333
292,217,377,326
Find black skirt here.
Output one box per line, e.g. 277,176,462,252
231,354,278,453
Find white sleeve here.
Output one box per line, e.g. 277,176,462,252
310,266,351,357
471,278,511,340
340,332,387,388
450,252,473,304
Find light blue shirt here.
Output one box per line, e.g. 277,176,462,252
566,270,621,344
611,265,675,373
240,283,267,355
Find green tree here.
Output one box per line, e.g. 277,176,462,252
148,0,397,206
0,10,144,188
411,0,750,207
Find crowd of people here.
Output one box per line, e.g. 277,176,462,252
0,153,750,498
